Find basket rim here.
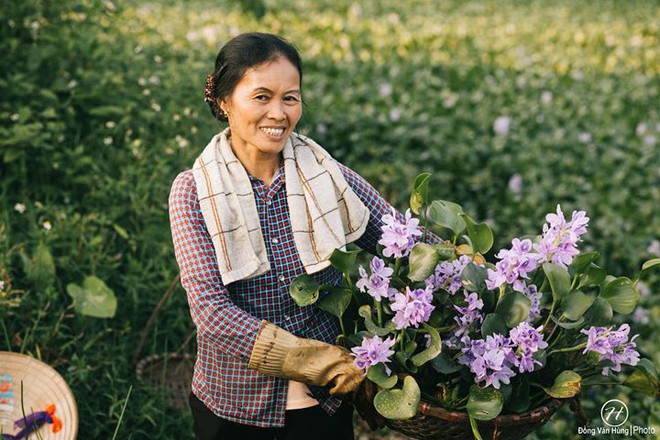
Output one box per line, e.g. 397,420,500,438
417,398,564,425
135,352,194,380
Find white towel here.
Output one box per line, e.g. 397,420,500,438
192,128,370,285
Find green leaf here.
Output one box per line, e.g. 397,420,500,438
641,257,660,272
495,292,531,328
431,352,463,374
66,276,117,318
428,200,466,236
543,263,571,300
481,313,508,338
544,371,581,398
577,263,607,289
367,363,398,389
560,290,595,321
571,252,600,274
328,248,361,276
623,367,660,398
601,277,640,314
460,262,488,292
374,376,420,420
549,314,585,329
461,214,494,254
433,243,456,261
411,324,442,367
583,297,613,326
466,385,503,421
317,286,352,319
410,172,431,215
408,243,440,281
506,375,530,413
358,305,390,336
25,242,56,290
289,274,322,306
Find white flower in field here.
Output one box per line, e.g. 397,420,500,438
508,174,523,194
635,123,647,136
379,83,392,97
183,107,191,116
0,280,5,291
154,55,162,63
191,126,198,134
647,240,660,256
68,80,78,89
578,132,592,143
173,114,181,121
151,103,161,112
105,121,116,129
643,135,656,146
571,70,584,81
148,75,161,85
175,135,189,149
10,113,19,122
389,108,402,122
43,220,52,230
493,116,511,136
541,91,553,104
138,77,147,86
134,45,143,53
103,137,113,145
316,123,327,134
14,203,26,214
142,88,151,96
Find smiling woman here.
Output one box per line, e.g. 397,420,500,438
168,32,441,440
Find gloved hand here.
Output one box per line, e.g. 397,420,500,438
247,321,364,395
353,379,387,430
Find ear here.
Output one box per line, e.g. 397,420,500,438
217,97,229,113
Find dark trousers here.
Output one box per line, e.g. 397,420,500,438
189,392,355,440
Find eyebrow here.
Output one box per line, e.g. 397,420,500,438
253,87,301,95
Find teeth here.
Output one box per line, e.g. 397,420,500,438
261,127,286,137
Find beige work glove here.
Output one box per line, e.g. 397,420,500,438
247,321,364,395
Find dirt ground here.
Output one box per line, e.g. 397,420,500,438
353,413,411,440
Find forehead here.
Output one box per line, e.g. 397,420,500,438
236,57,301,91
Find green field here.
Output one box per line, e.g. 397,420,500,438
1,1,658,438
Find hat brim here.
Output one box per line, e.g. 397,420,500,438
0,351,78,440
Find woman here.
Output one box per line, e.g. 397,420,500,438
169,32,435,440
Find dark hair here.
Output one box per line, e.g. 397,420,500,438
204,33,303,121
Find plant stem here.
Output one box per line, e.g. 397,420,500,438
548,343,587,356
376,299,383,327
111,385,133,440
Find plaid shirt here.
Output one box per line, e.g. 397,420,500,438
169,158,437,427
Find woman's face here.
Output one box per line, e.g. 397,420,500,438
219,56,302,162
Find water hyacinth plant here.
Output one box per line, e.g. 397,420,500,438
290,173,660,436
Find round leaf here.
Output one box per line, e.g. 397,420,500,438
571,251,600,274
367,364,398,389
408,243,440,281
584,296,613,326
466,385,503,421
461,214,494,254
461,262,488,292
358,305,390,336
601,277,640,314
317,286,352,319
374,376,421,420
495,292,531,328
427,200,466,236
411,324,442,367
544,370,581,398
66,276,117,318
560,290,595,321
543,263,571,300
481,313,508,338
289,274,321,306
328,248,361,276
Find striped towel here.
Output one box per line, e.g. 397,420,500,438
191,128,370,285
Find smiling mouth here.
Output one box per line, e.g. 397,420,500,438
260,127,287,137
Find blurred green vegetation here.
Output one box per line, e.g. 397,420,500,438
1,0,658,438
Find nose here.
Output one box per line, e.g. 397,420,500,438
267,100,286,121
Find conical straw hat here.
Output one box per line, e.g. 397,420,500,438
0,351,78,440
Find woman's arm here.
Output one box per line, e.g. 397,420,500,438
336,162,442,254
169,171,262,360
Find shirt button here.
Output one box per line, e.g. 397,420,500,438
284,315,291,321
278,275,286,282
271,237,279,244
266,199,272,205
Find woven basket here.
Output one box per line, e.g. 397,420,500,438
0,351,78,440
135,352,194,412
387,399,564,440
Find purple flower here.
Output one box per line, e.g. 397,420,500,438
351,335,396,375
523,284,542,322
390,286,435,329
581,324,640,375
378,208,423,259
536,205,589,268
426,255,472,295
459,334,517,389
356,256,397,302
509,322,548,373
453,291,484,337
486,238,539,291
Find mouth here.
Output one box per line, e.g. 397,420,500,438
260,126,287,138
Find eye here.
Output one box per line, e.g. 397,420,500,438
284,95,301,103
254,94,269,101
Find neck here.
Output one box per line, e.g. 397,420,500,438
228,139,281,186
